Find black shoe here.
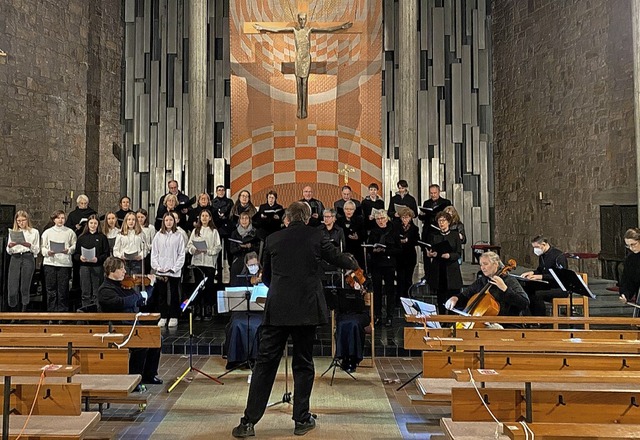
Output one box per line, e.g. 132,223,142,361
143,376,163,385
294,416,316,436
385,318,393,327
232,420,255,438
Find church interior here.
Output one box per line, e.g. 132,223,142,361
1,0,640,439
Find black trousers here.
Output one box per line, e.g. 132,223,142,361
371,265,395,318
44,266,71,312
526,285,567,316
129,347,161,380
242,324,316,425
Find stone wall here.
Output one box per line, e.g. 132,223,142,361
0,0,122,228
492,0,635,273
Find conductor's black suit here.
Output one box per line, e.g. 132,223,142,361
241,220,358,426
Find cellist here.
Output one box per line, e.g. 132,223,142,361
444,252,529,318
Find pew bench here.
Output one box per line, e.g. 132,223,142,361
441,418,640,440
0,412,101,440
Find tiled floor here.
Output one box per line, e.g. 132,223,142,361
89,354,445,439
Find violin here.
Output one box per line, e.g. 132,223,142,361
121,274,152,289
250,270,263,286
345,268,372,306
455,258,517,329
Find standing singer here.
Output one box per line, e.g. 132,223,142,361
232,202,358,438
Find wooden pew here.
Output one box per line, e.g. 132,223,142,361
404,326,640,351
440,418,640,440
0,348,129,374
451,369,640,423
0,412,101,440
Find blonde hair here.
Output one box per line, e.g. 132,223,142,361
164,194,178,208
13,210,33,230
443,206,461,224
120,212,142,235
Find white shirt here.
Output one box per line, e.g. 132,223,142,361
187,227,222,268
113,230,146,259
6,227,40,257
41,225,76,267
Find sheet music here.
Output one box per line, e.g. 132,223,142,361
510,273,549,284
394,203,407,213
192,240,207,251
9,229,26,244
228,238,243,244
400,297,440,329
50,241,66,253
81,247,96,261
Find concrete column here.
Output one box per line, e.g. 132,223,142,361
188,0,208,196
397,0,419,193
632,0,640,220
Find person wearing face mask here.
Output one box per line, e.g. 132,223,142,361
619,228,640,311
223,252,264,370
520,235,568,316
73,215,110,309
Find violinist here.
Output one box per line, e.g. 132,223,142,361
98,257,162,386
223,252,263,370
444,252,529,318
335,268,371,373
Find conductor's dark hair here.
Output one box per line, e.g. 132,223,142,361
531,235,549,245
287,201,311,223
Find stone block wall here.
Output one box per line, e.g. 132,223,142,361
492,0,635,274
0,0,122,228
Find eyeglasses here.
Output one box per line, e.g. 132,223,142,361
626,242,640,249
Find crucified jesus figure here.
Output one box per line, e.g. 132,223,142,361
254,13,352,119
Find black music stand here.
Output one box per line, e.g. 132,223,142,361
217,277,266,378
321,286,366,385
549,268,596,318
167,276,223,393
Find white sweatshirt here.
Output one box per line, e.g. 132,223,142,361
151,231,186,277
187,227,222,268
41,225,76,267
113,230,147,259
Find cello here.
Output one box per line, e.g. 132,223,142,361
453,258,517,329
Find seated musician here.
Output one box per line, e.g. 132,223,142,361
618,228,640,311
444,252,529,321
223,252,264,370
334,271,371,373
519,235,568,316
98,256,163,386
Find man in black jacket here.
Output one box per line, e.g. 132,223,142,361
232,202,359,438
520,235,569,316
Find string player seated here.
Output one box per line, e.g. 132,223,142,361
331,269,371,374
223,251,264,370
444,252,529,326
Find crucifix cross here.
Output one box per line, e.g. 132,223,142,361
244,1,362,119
338,164,356,185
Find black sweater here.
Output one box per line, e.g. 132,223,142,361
73,231,111,267
98,278,144,313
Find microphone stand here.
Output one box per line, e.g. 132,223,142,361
167,265,223,392
218,273,258,378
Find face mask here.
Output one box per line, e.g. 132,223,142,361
248,264,259,275
533,247,544,257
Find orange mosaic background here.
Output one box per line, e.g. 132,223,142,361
229,0,382,203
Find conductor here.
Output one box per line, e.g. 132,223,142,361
232,202,359,438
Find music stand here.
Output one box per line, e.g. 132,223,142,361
217,279,266,379
321,286,366,385
167,276,223,393
549,268,596,318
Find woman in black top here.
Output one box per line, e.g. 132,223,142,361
73,215,110,309
337,201,366,268
396,207,419,299
254,190,284,240
229,211,261,283
230,190,257,227
425,211,462,315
